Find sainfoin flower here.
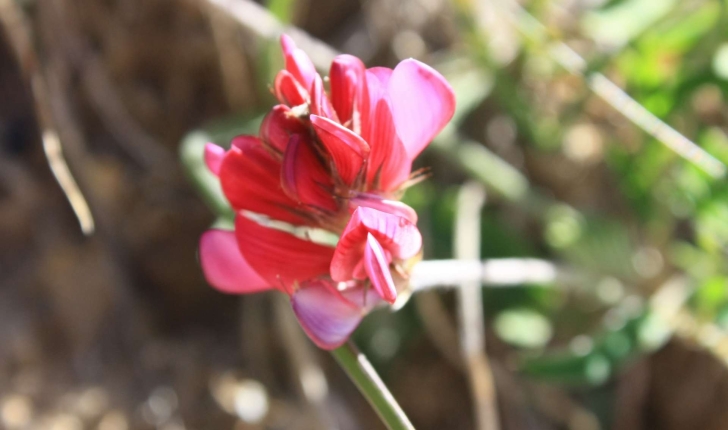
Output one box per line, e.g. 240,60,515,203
199,35,455,349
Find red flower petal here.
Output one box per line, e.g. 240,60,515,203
388,59,456,160
311,115,369,186
291,279,363,349
364,233,397,303
204,143,225,176
330,55,368,133
330,207,422,282
281,134,338,212
309,74,339,121
260,105,307,153
220,136,309,225
349,194,418,224
280,34,316,91
235,215,334,291
365,99,411,191
274,70,308,106
199,229,272,294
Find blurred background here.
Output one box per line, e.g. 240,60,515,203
2,0,728,429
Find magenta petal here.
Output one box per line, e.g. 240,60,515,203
311,115,369,185
364,234,397,303
350,194,418,224
281,134,337,212
329,55,368,132
260,105,306,153
199,229,271,294
274,70,308,106
204,143,225,176
365,99,411,191
281,34,316,90
388,59,456,160
331,207,422,282
291,280,363,350
310,74,339,121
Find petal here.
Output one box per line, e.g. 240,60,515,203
291,279,363,350
311,115,369,185
329,55,368,133
260,105,307,153
204,143,225,176
309,74,339,121
368,67,392,87
388,59,456,160
281,34,316,90
220,135,310,225
364,233,397,303
330,207,422,282
274,70,308,106
349,194,418,224
236,215,334,291
281,134,338,212
199,229,271,293
365,99,411,191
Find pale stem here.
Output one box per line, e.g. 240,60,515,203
331,341,415,430
455,182,499,430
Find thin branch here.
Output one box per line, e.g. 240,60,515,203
454,182,499,430
492,0,726,179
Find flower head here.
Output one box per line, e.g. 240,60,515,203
200,35,455,349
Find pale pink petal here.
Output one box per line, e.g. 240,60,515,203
388,59,455,160
204,143,225,176
368,67,392,86
291,279,363,349
310,115,369,185
281,34,316,90
331,207,422,282
199,229,271,294
364,233,397,303
349,194,418,224
235,216,334,292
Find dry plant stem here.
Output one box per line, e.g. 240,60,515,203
455,182,499,430
491,0,726,179
0,0,95,235
331,341,415,430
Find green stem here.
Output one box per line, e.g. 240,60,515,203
332,341,415,430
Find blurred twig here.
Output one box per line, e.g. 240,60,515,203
0,0,95,235
455,182,500,430
492,0,727,179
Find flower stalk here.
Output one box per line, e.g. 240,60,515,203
332,341,415,430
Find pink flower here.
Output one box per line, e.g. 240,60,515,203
199,35,455,349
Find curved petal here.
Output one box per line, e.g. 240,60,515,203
309,74,339,121
281,134,338,212
235,215,334,291
281,34,316,90
368,67,392,87
331,207,422,282
388,59,456,160
274,70,308,107
311,115,369,185
220,136,309,225
200,229,272,293
330,55,368,133
349,194,418,224
365,99,411,192
364,233,397,303
204,143,225,176
291,279,363,350
260,105,307,153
